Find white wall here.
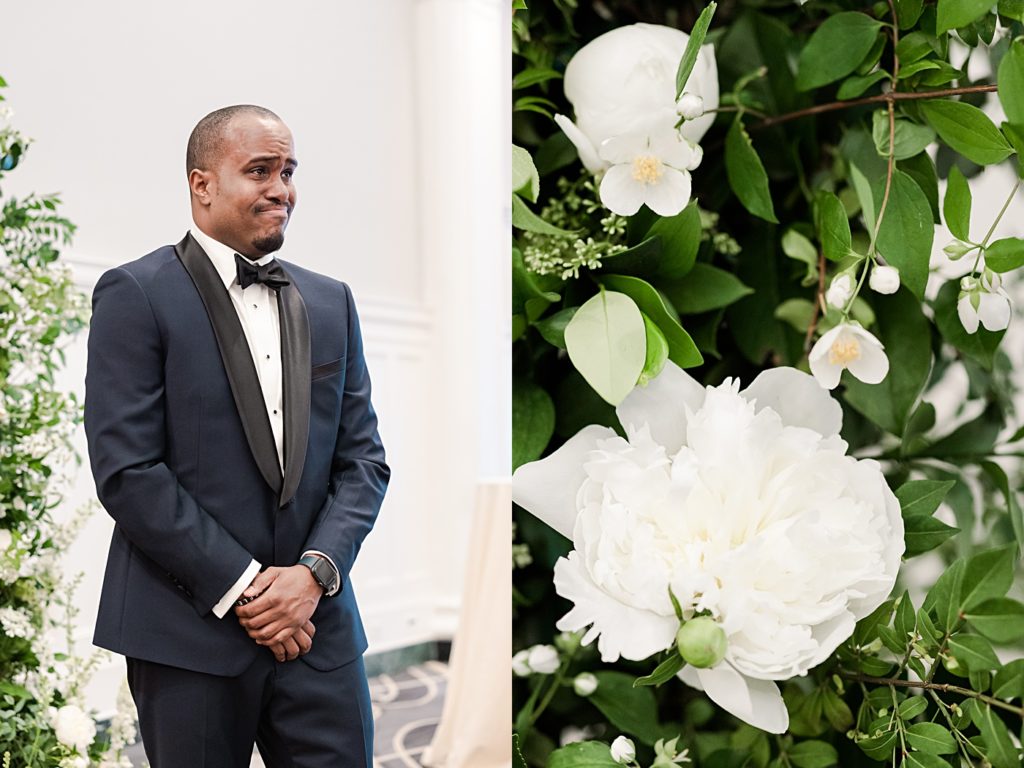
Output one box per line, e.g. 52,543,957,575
2,0,510,716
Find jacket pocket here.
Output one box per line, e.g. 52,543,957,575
311,356,344,381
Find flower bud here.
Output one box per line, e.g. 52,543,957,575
554,630,582,653
869,265,899,294
825,273,854,309
512,649,531,677
686,142,704,172
573,672,599,696
527,644,560,674
676,92,705,120
611,735,636,764
0,529,11,552
675,616,727,668
943,240,974,260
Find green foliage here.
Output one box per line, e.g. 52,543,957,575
512,2,1024,765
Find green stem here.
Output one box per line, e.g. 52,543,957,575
928,689,985,763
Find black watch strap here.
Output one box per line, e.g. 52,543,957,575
298,554,337,594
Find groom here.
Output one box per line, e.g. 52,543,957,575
84,105,389,766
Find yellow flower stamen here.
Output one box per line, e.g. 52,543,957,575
632,155,664,184
828,336,861,366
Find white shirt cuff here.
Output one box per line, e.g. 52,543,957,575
302,550,341,596
212,559,261,618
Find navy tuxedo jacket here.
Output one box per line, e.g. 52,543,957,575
84,233,389,676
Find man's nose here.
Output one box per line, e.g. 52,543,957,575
267,176,291,205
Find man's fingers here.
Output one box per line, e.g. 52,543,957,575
303,620,316,639
244,566,282,598
293,629,313,655
281,635,301,661
268,642,287,663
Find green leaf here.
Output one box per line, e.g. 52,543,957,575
943,165,972,242
980,460,1024,549
661,263,754,315
904,753,953,768
849,164,876,235
972,704,1019,768
534,307,576,350
905,722,957,755
896,0,925,27
857,730,898,761
837,71,889,100
903,514,959,557
926,405,1003,458
821,689,854,731
512,381,555,470
992,658,1024,699
897,479,957,519
512,145,540,202
947,634,1000,671
639,314,669,386
843,289,932,435
513,248,560,321
796,13,884,91
1002,121,1024,178
937,0,994,32
899,151,942,224
896,30,936,63
872,111,936,160
634,653,685,687
933,280,1006,370
645,202,702,279
782,229,819,286
923,557,965,631
815,192,852,262
590,671,664,745
512,194,577,236
774,298,816,333
898,695,929,720
998,39,1024,125
920,100,1015,166
964,597,1024,643
895,590,917,640
564,289,647,406
985,237,1024,272
1002,0,1024,21
600,274,703,369
961,545,1016,611
512,67,561,91
874,169,934,299
725,118,777,223
676,2,718,100
513,734,528,768
547,741,620,768
787,740,837,768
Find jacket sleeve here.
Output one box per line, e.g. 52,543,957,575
302,282,390,586
84,267,254,616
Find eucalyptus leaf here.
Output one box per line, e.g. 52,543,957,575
796,13,884,91
920,100,1015,166
639,314,669,386
564,290,647,406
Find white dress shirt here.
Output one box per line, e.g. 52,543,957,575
189,226,339,618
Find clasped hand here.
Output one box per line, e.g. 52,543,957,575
233,565,322,663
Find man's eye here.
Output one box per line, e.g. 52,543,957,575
250,167,267,177
282,169,294,180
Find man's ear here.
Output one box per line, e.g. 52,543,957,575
189,169,214,206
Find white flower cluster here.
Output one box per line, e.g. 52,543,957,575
0,606,34,639
555,24,719,217
512,644,560,676
53,704,96,756
513,362,903,732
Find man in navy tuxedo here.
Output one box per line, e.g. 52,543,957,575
84,104,389,766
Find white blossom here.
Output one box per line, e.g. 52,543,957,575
825,274,854,309
53,704,96,754
0,607,34,639
512,363,903,733
573,672,599,696
611,735,636,764
676,93,705,121
869,265,900,294
809,322,889,390
512,649,532,677
958,272,1011,334
527,644,560,675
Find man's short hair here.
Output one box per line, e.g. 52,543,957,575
186,105,281,175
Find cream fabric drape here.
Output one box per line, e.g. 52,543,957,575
422,481,511,768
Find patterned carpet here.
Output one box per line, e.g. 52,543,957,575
124,660,448,767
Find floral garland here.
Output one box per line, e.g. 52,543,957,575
513,2,1024,766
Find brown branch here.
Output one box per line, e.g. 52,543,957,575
839,671,1024,719
752,84,998,131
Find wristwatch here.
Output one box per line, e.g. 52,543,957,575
298,554,338,595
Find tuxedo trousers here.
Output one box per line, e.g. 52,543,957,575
126,651,373,768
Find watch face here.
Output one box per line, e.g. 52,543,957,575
312,558,335,590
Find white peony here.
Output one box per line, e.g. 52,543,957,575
808,322,889,390
554,23,719,173
54,704,96,754
512,362,903,733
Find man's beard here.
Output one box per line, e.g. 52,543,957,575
252,230,285,255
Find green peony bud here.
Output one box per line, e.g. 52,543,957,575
675,617,727,668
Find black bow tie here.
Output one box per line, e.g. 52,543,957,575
235,254,290,291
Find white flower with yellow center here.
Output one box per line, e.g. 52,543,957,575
808,322,889,390
598,124,701,217
512,362,904,733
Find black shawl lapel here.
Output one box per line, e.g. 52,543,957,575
276,270,310,508
174,233,283,496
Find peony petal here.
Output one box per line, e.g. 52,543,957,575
599,164,647,216
617,360,706,454
554,551,678,662
741,367,843,437
642,167,692,217
978,292,1011,332
554,114,606,173
679,664,789,734
957,294,980,334
512,424,615,539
